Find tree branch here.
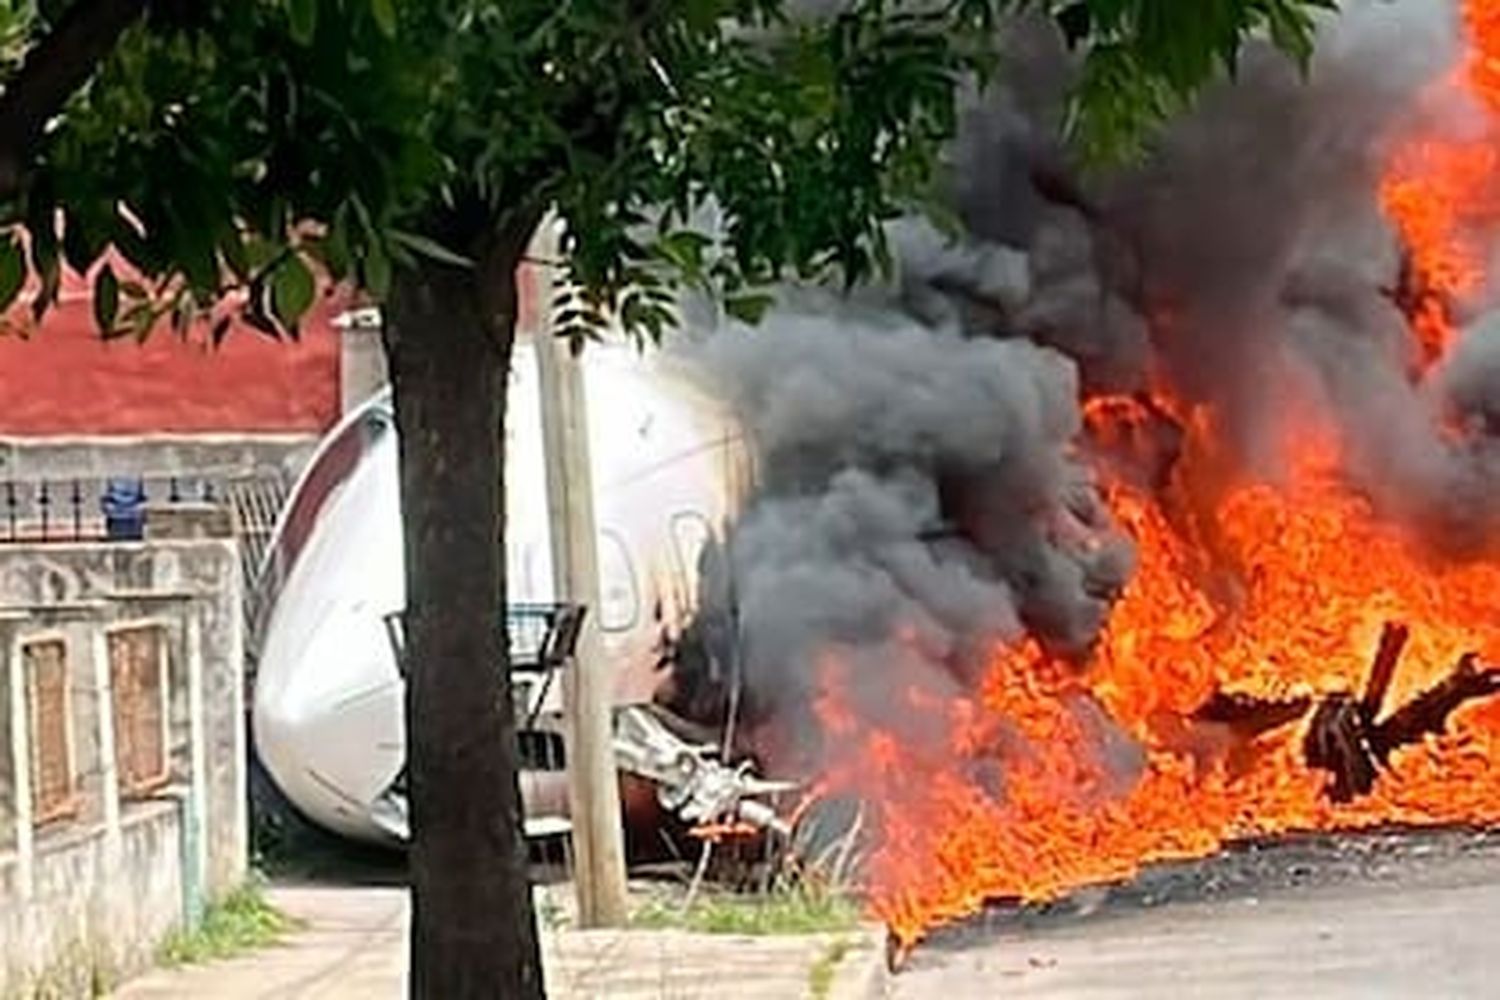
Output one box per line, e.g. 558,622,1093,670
0,0,147,200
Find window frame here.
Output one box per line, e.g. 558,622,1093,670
23,635,77,828
595,528,641,634
106,621,172,800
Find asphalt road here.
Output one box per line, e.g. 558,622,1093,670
889,834,1500,999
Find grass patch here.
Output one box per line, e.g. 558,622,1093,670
156,883,297,967
631,884,861,936
808,937,856,999
536,889,572,932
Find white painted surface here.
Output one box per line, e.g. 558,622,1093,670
252,336,749,844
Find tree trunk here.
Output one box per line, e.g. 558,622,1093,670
384,220,545,999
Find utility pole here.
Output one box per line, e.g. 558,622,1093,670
530,218,630,927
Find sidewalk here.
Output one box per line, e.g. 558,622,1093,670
109,885,887,1000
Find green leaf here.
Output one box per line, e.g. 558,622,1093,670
289,0,317,46
245,236,281,273
291,0,321,45
62,208,104,275
1264,4,1317,71
724,292,774,325
322,212,353,279
271,254,315,327
656,230,712,279
170,290,197,337
363,242,392,298
127,301,158,344
93,265,120,334
221,234,252,281
391,229,473,268
370,0,396,38
0,234,23,314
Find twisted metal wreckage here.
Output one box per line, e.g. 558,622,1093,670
380,602,792,841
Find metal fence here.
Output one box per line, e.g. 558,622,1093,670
0,475,227,544
0,470,294,677
222,474,293,669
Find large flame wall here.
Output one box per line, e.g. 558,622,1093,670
687,2,1500,953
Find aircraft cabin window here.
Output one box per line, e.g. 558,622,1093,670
596,529,639,632
670,512,713,596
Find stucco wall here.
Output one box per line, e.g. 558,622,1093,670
0,435,316,486
0,805,182,997
0,540,248,894
0,539,247,998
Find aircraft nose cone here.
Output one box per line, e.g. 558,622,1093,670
254,603,405,834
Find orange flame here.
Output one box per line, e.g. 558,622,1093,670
1379,0,1500,366
812,402,1500,949
800,8,1500,949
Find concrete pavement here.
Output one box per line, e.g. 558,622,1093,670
112,833,1500,999
110,885,885,999
888,859,1500,999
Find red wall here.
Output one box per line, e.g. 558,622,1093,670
0,257,547,438
0,277,344,437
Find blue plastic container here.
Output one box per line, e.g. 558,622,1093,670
101,478,147,541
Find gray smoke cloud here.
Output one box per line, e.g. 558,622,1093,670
924,0,1495,542
673,298,1131,757
663,1,1500,771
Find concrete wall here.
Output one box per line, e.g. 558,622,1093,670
0,805,182,997
0,435,317,487
0,539,247,998
339,324,388,416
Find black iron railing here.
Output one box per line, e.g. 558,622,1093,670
0,475,235,544
0,471,295,547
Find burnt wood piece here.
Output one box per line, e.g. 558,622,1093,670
1304,650,1500,802
1360,622,1410,726
1304,620,1414,802
1369,654,1500,764
1194,691,1312,738
1175,691,1312,781
1172,628,1500,804
1303,694,1379,803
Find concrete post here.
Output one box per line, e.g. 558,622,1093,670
224,557,250,890
183,609,209,924
91,626,122,867
338,309,390,413
531,219,630,927
8,624,33,896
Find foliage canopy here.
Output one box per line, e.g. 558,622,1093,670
0,0,1338,341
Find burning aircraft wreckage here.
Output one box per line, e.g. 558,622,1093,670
258,0,1500,971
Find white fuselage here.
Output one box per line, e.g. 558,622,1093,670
252,336,748,844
